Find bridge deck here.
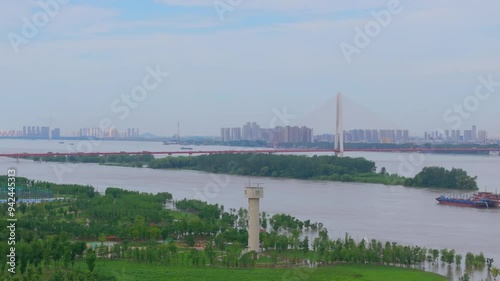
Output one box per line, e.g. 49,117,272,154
1,148,500,158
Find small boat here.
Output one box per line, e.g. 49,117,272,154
180,147,193,150
58,141,64,144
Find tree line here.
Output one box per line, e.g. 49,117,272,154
148,154,478,190
405,167,478,190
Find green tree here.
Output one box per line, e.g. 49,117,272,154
455,254,462,266
432,249,440,262
300,236,309,253
458,273,470,281
50,270,65,281
491,266,500,281
379,167,387,175
185,234,196,247
86,250,97,272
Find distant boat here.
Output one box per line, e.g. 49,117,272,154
59,141,64,144
489,151,500,156
180,147,193,150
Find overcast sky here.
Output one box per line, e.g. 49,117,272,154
1,1,499,137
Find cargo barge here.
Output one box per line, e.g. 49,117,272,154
436,192,499,208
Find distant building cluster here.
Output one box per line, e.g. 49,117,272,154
344,129,410,143
23,126,52,138
0,125,61,139
424,125,488,143
312,129,410,143
220,122,313,143
0,130,23,137
78,128,140,138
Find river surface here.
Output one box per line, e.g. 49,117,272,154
0,139,499,280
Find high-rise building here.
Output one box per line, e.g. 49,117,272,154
231,127,241,141
259,128,275,142
478,130,487,142
396,130,403,142
364,130,372,142
403,130,409,142
41,126,50,138
357,129,365,142
299,126,312,143
242,122,252,140
464,130,473,142
372,130,379,142
379,130,394,143
472,125,477,141
251,122,260,140
220,128,231,142
51,128,61,139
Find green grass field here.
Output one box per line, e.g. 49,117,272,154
87,260,447,281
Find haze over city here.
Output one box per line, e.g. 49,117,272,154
1,1,499,136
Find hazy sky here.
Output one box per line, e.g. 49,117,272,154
1,1,499,137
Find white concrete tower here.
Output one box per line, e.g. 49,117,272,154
244,185,263,252
334,92,344,156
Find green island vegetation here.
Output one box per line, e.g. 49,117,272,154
404,167,478,190
0,176,491,280
25,154,155,168
24,153,480,190
148,154,405,185
148,154,479,190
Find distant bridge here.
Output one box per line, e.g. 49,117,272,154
1,148,500,158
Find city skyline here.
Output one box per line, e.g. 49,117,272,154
1,2,500,136
220,122,313,143
2,122,500,142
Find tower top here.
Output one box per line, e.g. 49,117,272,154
245,186,264,199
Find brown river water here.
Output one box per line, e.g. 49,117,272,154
1,140,499,280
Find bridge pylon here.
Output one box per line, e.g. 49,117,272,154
334,92,344,156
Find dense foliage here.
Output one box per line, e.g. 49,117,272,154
25,154,154,168
149,154,479,189
404,167,478,190
0,176,489,280
149,154,380,181
0,175,96,198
